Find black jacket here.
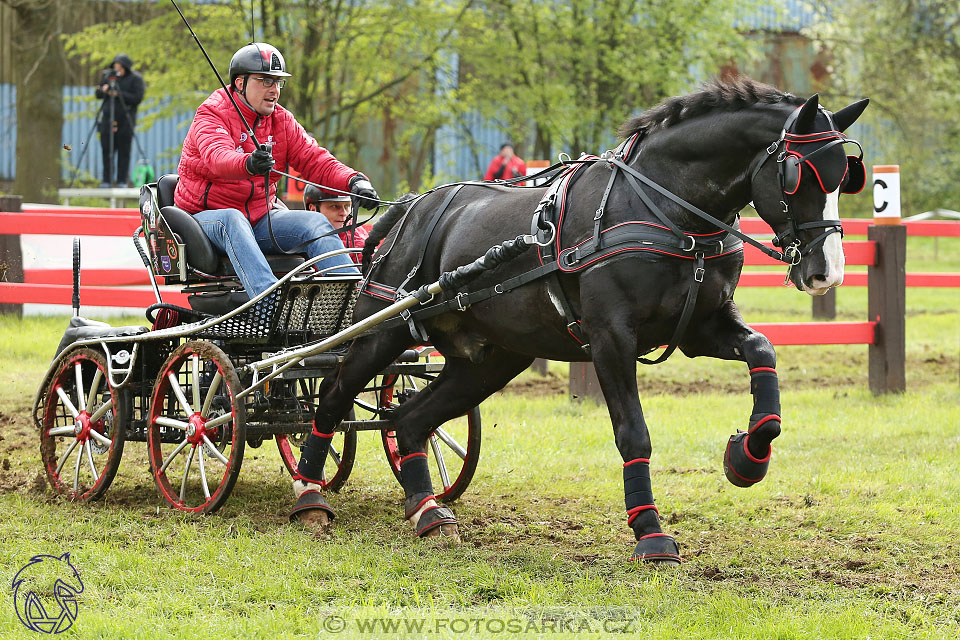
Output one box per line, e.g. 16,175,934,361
96,55,145,133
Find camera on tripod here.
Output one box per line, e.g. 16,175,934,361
101,69,120,88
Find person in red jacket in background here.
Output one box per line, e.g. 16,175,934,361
173,42,379,299
303,184,369,265
483,142,526,183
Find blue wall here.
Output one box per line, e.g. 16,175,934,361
0,83,193,183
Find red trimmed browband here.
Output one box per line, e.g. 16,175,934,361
748,414,781,434
623,458,650,467
749,367,777,374
399,452,428,464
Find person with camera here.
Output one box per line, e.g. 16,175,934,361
303,185,370,265
483,142,527,184
95,54,144,187
173,42,380,299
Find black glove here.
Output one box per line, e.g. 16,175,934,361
349,173,379,210
245,146,275,176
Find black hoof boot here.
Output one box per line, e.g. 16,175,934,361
723,431,771,488
629,533,681,565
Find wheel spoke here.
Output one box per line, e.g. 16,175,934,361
156,416,189,430
433,426,467,460
179,445,196,502
198,445,210,499
191,355,201,412
200,372,222,418
88,397,112,423
202,435,229,465
204,413,233,430
74,363,86,412
73,438,83,491
85,368,103,412
56,439,80,475
84,440,98,479
430,434,451,490
160,439,190,473
88,428,113,448
328,443,341,467
48,425,76,437
55,387,80,419
168,373,194,416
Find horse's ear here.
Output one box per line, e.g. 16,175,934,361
794,94,820,133
832,98,870,132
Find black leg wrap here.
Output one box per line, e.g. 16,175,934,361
405,491,436,520
399,454,433,499
723,431,771,487
749,368,781,419
296,421,333,484
623,460,661,535
414,505,459,537
288,490,336,522
630,533,681,564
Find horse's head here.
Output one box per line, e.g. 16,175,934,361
751,94,869,295
12,553,84,633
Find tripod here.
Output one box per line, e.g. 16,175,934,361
67,75,148,188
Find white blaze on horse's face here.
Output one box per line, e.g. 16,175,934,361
803,188,844,295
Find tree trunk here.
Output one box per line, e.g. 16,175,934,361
13,1,64,204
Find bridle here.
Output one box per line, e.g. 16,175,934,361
750,105,864,268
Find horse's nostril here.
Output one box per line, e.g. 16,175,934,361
808,274,828,286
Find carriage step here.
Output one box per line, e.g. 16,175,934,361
298,350,421,368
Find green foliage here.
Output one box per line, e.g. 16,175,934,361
807,1,960,213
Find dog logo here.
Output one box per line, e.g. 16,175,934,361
12,553,84,634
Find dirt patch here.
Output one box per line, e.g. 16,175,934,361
505,374,566,396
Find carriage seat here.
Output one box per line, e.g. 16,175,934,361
156,174,305,277
54,317,148,358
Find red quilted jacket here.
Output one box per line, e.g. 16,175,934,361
174,88,357,226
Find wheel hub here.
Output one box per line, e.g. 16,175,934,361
74,411,92,441
187,413,206,445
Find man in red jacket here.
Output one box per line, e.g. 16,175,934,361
303,185,369,265
173,42,379,299
483,142,526,184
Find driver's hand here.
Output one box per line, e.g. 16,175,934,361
349,173,379,210
245,146,275,176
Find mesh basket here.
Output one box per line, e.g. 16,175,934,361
196,288,284,340
276,280,359,336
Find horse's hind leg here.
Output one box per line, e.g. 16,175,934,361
586,325,682,565
680,300,781,487
290,329,412,527
389,348,533,539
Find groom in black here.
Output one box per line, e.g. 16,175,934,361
95,54,145,186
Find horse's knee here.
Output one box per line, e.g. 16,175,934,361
742,332,776,368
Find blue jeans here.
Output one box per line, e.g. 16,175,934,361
193,208,359,298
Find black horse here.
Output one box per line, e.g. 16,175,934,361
289,78,869,564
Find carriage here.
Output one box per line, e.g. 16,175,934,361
31,175,481,514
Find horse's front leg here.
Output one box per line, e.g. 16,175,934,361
680,299,781,487
587,326,682,565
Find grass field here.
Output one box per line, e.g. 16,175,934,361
0,237,957,639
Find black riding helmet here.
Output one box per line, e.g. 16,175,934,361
228,43,291,95
304,184,352,207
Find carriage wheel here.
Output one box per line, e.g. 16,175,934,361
379,373,481,502
40,348,127,501
277,410,357,492
147,341,245,514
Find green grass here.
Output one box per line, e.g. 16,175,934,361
0,237,957,639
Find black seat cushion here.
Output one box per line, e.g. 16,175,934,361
158,174,179,209
161,205,221,273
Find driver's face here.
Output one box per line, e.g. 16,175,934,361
240,74,282,116
317,201,352,227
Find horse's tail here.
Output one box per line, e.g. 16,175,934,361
361,192,418,274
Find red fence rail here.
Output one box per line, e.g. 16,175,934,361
2,207,958,393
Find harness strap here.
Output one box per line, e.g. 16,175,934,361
394,184,465,297
547,273,590,351
637,252,704,365
592,167,619,251
609,158,788,263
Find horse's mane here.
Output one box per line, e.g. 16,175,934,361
617,76,804,139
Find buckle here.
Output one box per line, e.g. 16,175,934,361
694,266,705,282
766,141,779,154
454,292,470,311
683,235,696,252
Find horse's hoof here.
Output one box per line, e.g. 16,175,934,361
723,431,770,488
415,505,459,539
288,490,335,527
629,533,681,565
